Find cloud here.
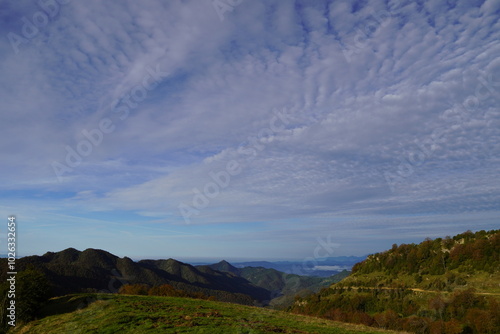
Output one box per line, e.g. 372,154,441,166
1,0,498,259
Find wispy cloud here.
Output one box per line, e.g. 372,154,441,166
1,0,499,259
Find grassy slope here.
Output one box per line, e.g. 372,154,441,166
10,294,404,334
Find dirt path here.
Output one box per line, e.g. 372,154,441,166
344,286,500,296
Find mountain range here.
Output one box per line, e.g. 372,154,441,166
0,248,346,307
222,256,365,277
1,229,497,333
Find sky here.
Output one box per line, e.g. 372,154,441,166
0,0,499,261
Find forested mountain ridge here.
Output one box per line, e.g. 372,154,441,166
345,229,500,292
289,230,500,333
0,248,346,310
0,248,268,305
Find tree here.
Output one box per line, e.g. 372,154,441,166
16,268,52,322
373,309,398,329
444,318,462,334
118,283,149,295
429,320,445,334
465,308,494,334
429,295,446,320
448,288,479,319
404,316,431,334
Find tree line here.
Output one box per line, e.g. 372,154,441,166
352,230,499,276
118,283,255,305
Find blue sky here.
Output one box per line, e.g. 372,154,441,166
1,0,499,261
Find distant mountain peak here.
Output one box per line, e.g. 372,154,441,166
81,248,117,257
209,260,239,275
41,247,81,263
58,247,81,256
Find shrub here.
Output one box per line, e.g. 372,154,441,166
118,284,149,295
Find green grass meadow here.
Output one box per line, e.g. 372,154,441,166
10,294,404,334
